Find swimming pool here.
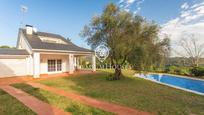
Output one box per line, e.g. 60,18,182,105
138,74,204,95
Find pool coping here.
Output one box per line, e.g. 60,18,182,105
135,74,204,96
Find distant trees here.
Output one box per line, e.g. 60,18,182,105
81,3,170,80
176,34,204,67
66,37,71,41
0,45,11,48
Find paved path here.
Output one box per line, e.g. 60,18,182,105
0,85,70,115
28,82,152,115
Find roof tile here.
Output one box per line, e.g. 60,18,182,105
0,48,29,55
21,29,93,53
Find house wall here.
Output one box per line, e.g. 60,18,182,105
40,54,69,74
17,31,32,54
28,55,33,75
0,56,29,78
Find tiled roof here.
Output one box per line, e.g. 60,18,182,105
0,48,29,55
21,29,93,53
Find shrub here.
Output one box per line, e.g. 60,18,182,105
165,66,178,74
190,67,204,77
179,67,190,75
165,66,191,76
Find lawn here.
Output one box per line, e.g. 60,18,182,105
12,83,113,115
37,69,204,115
0,89,36,115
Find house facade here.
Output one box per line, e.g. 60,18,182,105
0,25,96,78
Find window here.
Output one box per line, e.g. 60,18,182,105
48,59,62,72
48,60,56,72
39,36,68,44
57,60,62,71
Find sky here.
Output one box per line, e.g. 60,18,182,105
0,0,204,54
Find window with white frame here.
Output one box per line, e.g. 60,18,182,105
48,59,62,72
57,60,62,71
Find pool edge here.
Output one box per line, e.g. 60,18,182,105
148,73,204,82
135,74,204,96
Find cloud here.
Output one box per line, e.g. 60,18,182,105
181,2,189,10
118,0,144,14
127,0,136,4
161,1,204,56
119,0,137,6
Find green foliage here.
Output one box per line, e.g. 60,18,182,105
165,66,178,74
165,66,191,75
0,45,11,48
178,67,191,75
165,65,204,77
190,67,204,77
81,3,170,74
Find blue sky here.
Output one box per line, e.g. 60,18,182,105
0,0,203,49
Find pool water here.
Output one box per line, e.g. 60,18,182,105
139,74,204,95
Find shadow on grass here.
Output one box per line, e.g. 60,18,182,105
11,83,113,115
11,83,55,114
12,84,49,103
39,70,204,115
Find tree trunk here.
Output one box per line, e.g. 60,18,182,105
196,57,199,67
192,58,199,67
114,65,122,80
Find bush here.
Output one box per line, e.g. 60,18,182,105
165,66,178,74
165,66,204,77
178,67,190,75
190,67,204,77
165,66,190,76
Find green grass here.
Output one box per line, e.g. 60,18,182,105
0,89,36,115
37,69,204,115
12,83,113,115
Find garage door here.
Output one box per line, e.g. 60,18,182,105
0,59,27,78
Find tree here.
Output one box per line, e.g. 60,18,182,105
175,34,204,67
0,45,11,48
81,3,170,80
128,36,170,72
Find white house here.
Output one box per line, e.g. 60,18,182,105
0,25,96,78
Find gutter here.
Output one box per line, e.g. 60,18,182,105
32,49,94,54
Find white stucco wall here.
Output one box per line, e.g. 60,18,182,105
27,55,33,75
40,54,69,74
17,31,32,54
0,57,28,78
68,54,74,74
33,53,40,78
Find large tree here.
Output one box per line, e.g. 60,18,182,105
81,3,170,80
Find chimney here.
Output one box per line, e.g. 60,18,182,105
26,25,33,35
